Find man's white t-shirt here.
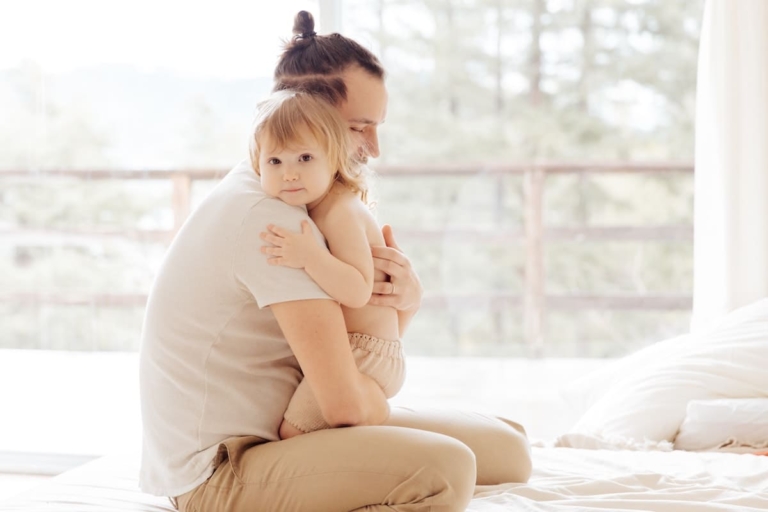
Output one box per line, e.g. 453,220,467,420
139,160,330,497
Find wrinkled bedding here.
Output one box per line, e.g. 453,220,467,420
4,448,768,511
468,447,768,511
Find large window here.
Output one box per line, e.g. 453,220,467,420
1,1,318,352
0,0,320,463
1,0,703,461
1,0,704,359
345,0,702,356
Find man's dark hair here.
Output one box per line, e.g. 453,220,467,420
273,11,385,104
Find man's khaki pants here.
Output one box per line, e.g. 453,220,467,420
176,407,531,512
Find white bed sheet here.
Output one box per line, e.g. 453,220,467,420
470,447,768,511
2,448,767,511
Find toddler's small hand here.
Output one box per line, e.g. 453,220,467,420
260,221,319,269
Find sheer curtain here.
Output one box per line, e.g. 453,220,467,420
691,0,768,332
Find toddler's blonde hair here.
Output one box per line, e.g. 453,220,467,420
249,90,369,204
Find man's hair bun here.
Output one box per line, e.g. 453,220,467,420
293,11,316,40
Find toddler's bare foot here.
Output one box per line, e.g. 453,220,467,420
279,419,305,440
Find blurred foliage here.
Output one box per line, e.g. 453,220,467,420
0,0,703,356
348,0,703,163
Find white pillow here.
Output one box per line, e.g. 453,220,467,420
674,398,768,452
556,298,768,448
560,331,694,416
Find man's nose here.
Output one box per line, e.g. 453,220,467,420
365,131,380,159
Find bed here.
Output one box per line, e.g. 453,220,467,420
471,447,768,511
5,300,767,511
2,447,767,511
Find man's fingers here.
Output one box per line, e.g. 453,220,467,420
368,293,398,308
372,256,406,278
371,249,409,271
371,282,389,295
381,224,401,251
371,282,395,295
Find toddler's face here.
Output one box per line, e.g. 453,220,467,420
258,128,334,208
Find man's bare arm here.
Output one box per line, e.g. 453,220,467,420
271,298,389,427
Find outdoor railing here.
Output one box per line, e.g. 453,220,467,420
1,162,694,352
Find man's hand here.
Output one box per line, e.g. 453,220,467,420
260,221,322,269
369,224,423,311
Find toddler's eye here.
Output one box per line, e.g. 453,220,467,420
267,158,281,165
300,154,313,162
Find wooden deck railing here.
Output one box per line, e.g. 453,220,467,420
1,162,694,351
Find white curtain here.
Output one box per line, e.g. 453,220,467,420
691,0,768,332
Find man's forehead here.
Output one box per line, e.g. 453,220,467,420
341,69,387,123
341,98,387,125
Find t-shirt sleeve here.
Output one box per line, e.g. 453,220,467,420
234,198,332,308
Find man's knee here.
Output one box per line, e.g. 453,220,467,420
420,435,477,511
496,426,532,483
